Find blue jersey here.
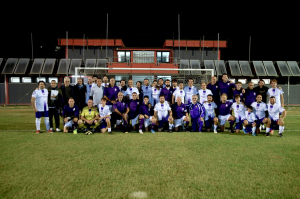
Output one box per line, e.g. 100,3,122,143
219,101,232,115
171,103,187,119
86,84,93,103
128,99,140,119
184,86,198,105
217,81,236,99
142,86,152,102
139,102,153,116
103,85,120,105
244,89,257,107
160,87,172,102
62,105,80,120
207,83,220,103
233,89,243,102
188,102,205,119
113,100,128,114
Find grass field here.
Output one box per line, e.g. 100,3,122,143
0,106,300,199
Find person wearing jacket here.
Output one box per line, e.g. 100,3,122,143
74,78,87,111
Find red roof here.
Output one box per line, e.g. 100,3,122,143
163,39,227,48
59,39,125,47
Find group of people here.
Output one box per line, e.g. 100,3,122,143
31,73,286,137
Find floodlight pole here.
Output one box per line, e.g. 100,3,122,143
249,36,251,62
202,36,204,62
83,34,85,61
217,33,219,76
66,31,68,76
178,14,180,60
106,13,108,59
31,33,34,61
288,75,290,109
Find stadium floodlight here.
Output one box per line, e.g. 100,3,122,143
262,79,270,84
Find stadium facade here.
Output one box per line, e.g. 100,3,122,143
0,38,300,105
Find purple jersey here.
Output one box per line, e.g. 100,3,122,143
103,85,120,105
233,89,243,102
219,101,233,115
128,99,140,119
62,105,79,120
244,89,257,107
207,83,220,102
160,87,172,102
139,102,153,116
217,81,236,99
113,100,127,114
171,103,187,119
188,102,205,119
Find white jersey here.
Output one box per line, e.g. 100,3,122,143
154,102,171,121
101,82,109,87
268,103,285,121
251,102,267,119
267,87,284,106
97,105,112,118
32,89,49,112
125,87,140,100
92,83,97,87
203,102,217,121
244,111,256,123
152,87,161,105
173,89,185,103
231,102,246,120
198,89,213,104
184,86,198,104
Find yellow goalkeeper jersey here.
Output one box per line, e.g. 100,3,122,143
81,106,99,120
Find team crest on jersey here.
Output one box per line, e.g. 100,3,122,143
226,104,228,107
182,108,184,111
254,93,256,95
148,108,150,111
73,108,75,111
227,83,230,85
114,88,117,91
216,86,218,88
137,102,139,105
123,102,125,105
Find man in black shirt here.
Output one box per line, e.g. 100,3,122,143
74,78,87,111
60,77,74,107
254,79,269,103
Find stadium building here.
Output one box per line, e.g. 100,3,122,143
1,38,300,105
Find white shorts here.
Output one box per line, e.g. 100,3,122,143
64,120,73,128
144,116,153,127
174,116,187,127
218,114,231,125
131,115,139,126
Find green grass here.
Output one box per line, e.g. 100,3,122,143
0,106,300,198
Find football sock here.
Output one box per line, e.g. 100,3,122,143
229,120,234,129
252,127,256,134
169,123,173,130
279,126,284,134
140,118,144,130
151,123,156,130
73,122,78,130
108,128,111,132
44,117,50,130
185,121,189,128
36,118,41,130
266,127,270,133
214,124,218,130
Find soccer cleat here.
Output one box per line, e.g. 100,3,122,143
279,133,283,137
266,133,270,137
186,129,190,133
56,128,61,132
139,129,143,134
214,129,218,134
199,131,202,133
252,133,257,136
109,132,113,135
47,129,53,133
230,128,235,133
151,130,155,134
243,129,247,134
169,130,173,133
125,131,128,134
36,130,40,134
73,129,77,134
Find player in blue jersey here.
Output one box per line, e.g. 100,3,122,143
188,95,205,133
202,94,218,133
217,73,236,102
142,78,152,105
171,96,190,132
243,82,257,107
233,82,244,103
158,78,166,88
113,92,129,133
184,78,198,106
138,95,155,133
218,93,236,133
62,97,80,133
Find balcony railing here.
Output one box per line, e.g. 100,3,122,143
107,57,179,66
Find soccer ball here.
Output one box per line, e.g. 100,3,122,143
85,131,92,135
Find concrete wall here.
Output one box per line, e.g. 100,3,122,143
67,46,113,60
173,48,218,60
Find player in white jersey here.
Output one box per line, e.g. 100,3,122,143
198,82,213,104
266,96,286,137
183,78,198,105
231,94,246,133
31,81,52,134
243,106,257,136
172,82,185,104
125,79,140,100
251,94,269,134
202,94,218,133
267,79,284,107
154,95,174,133
151,85,161,106
101,75,110,88
97,98,112,134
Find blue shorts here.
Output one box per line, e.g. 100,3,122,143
271,119,279,129
100,119,107,129
36,111,49,118
256,118,265,126
235,119,245,130
158,116,169,128
204,117,214,128
244,122,253,133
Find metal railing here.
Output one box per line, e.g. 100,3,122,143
107,57,179,66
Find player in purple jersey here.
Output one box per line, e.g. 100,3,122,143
62,97,79,133
104,77,120,128
160,79,172,104
217,73,236,102
113,92,129,133
138,95,156,133
127,92,141,132
218,93,236,133
232,82,244,103
171,97,190,132
188,95,205,133
243,82,257,107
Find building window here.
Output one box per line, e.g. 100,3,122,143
11,77,20,83
22,77,32,83
118,51,131,62
36,77,46,83
48,77,58,83
157,52,170,63
133,51,154,63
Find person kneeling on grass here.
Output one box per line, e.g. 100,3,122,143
113,92,129,133
154,95,174,133
138,95,155,134
78,99,100,132
62,97,80,134
188,95,205,133
171,96,190,132
231,94,246,133
218,93,236,133
243,106,257,136
266,96,286,137
97,98,112,134
126,92,141,133
202,94,218,133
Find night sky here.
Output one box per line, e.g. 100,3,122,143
2,12,299,61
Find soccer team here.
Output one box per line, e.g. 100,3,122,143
31,73,286,136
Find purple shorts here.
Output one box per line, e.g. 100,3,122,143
235,119,245,130
36,111,49,118
158,116,169,128
205,117,214,129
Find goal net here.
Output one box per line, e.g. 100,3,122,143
75,67,214,89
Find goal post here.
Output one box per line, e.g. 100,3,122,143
75,67,214,89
